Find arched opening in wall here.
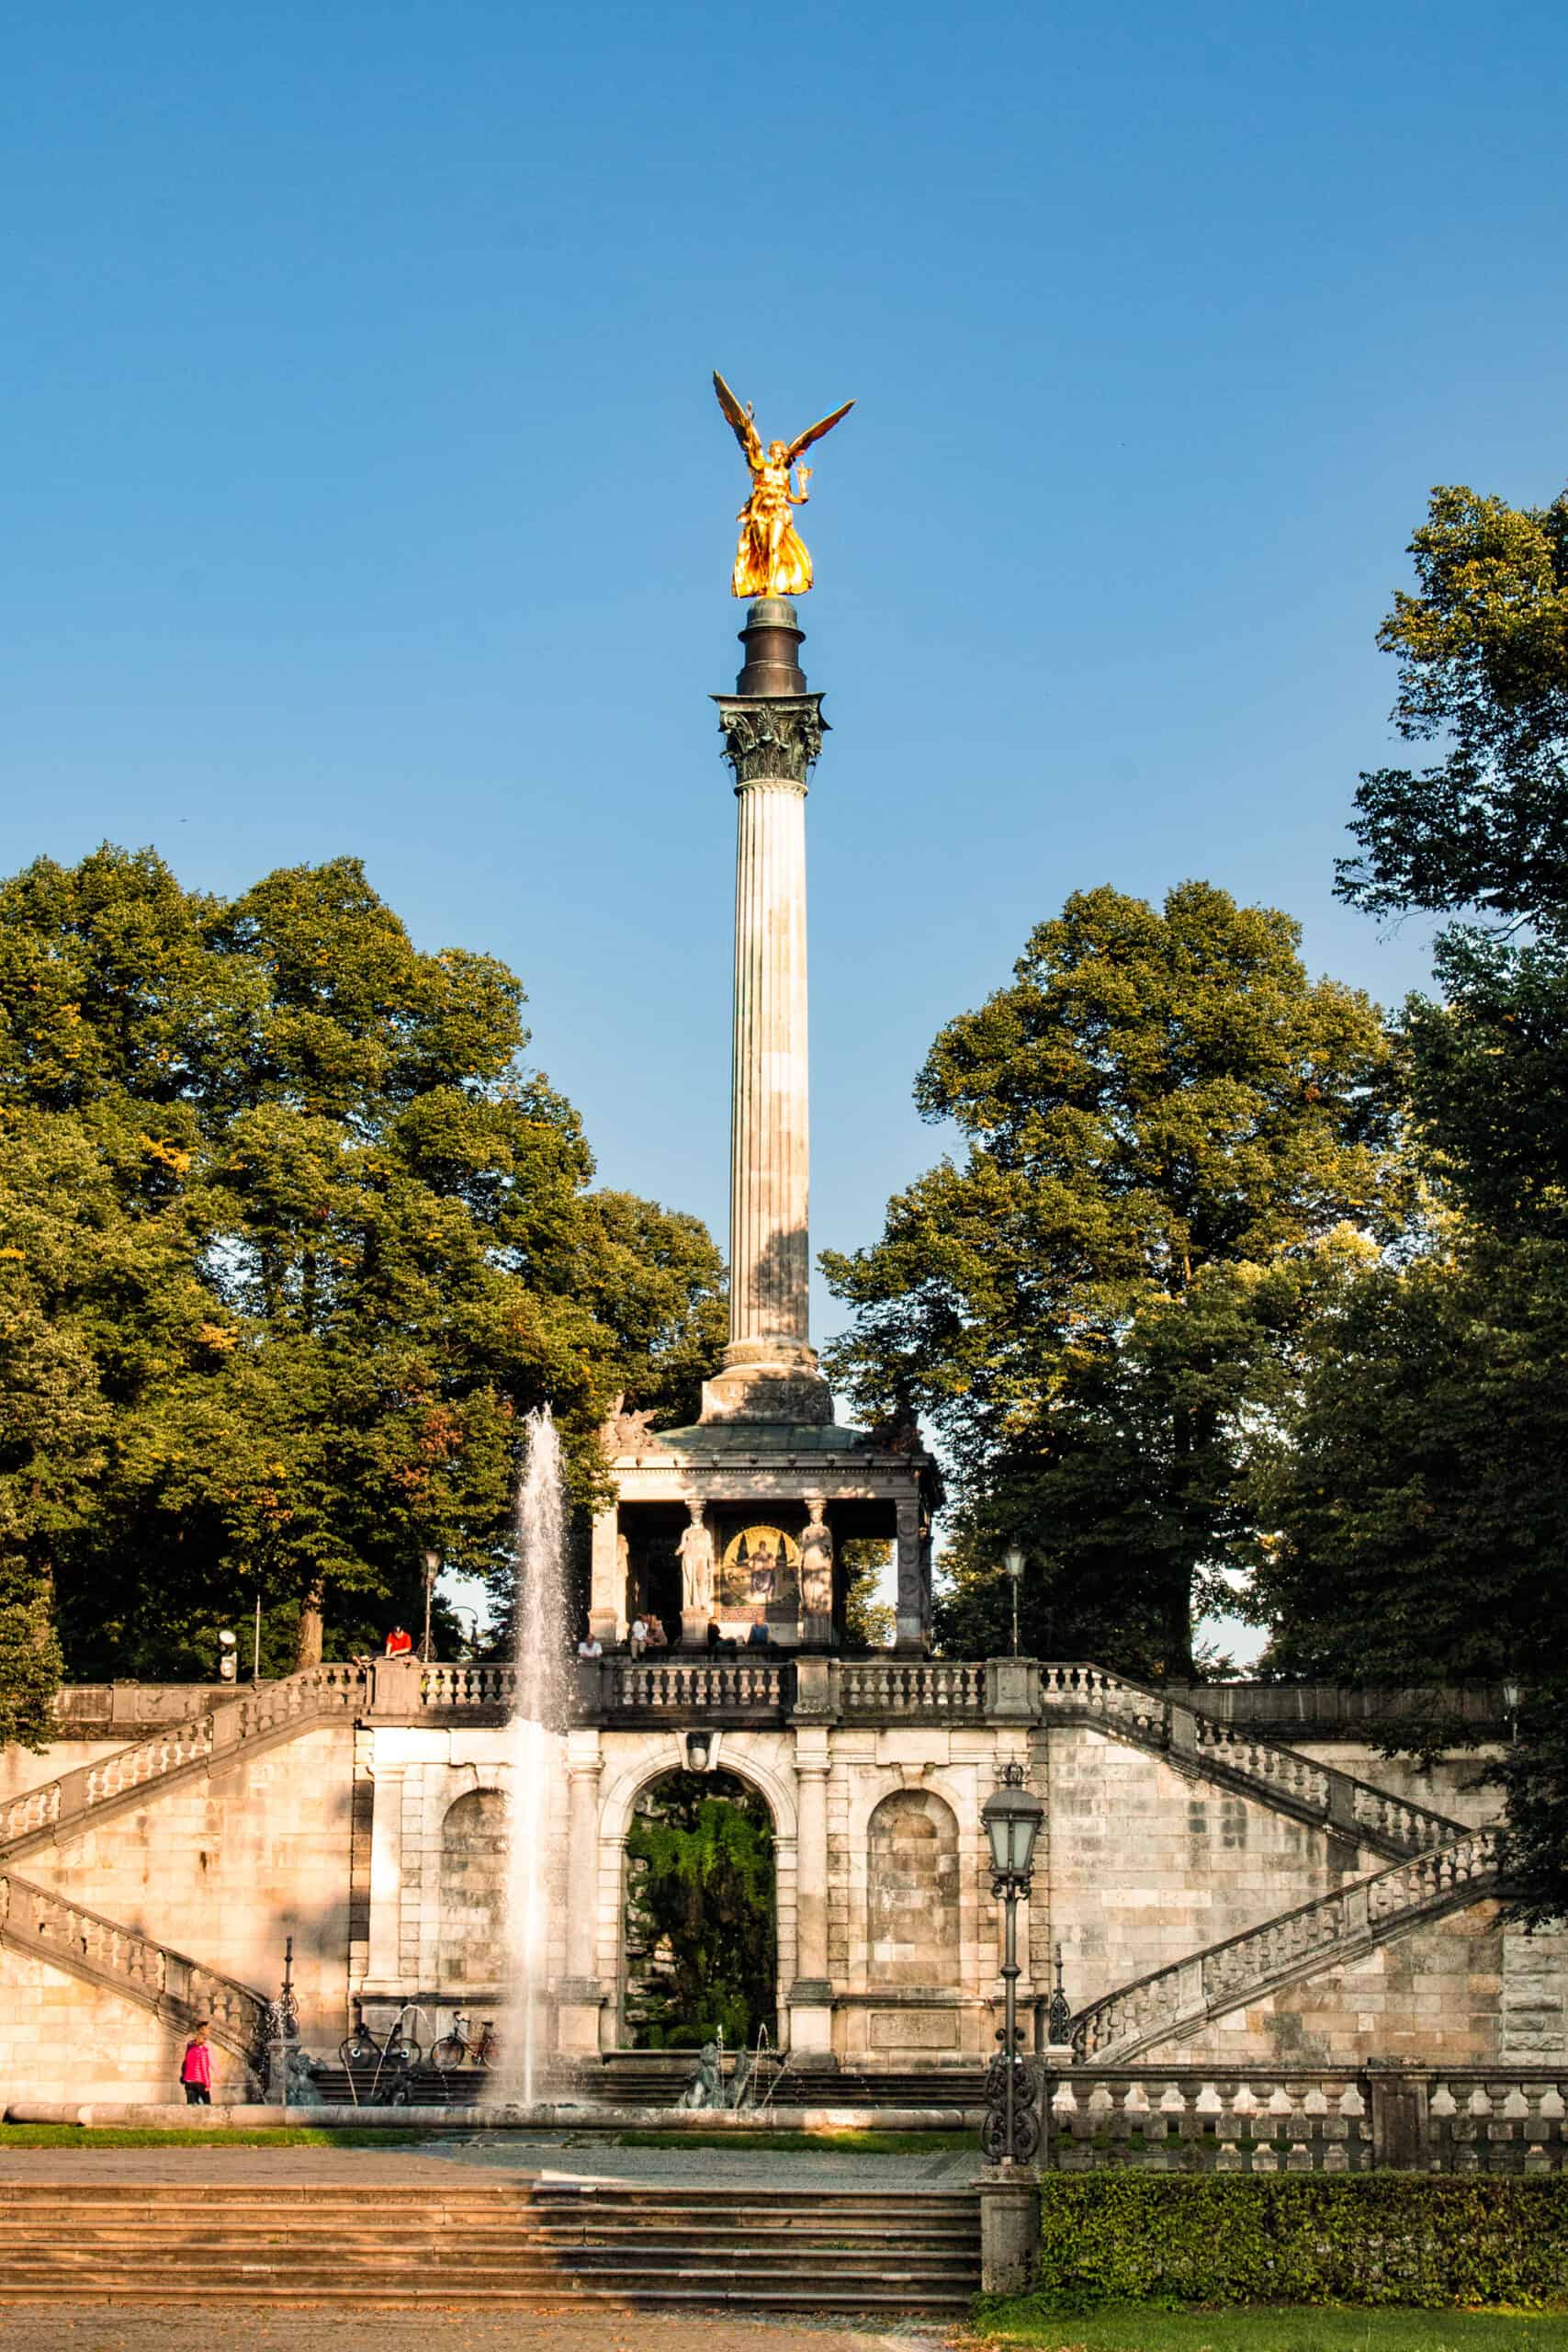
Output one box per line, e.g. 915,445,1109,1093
867,1789,960,1985
622,1769,777,2050
438,1790,508,1988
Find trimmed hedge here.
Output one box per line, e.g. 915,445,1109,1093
1021,2175,1568,2311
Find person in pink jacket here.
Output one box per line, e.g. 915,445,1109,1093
179,2024,213,2105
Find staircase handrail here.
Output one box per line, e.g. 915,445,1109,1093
0,1866,266,2062
0,1660,368,1855
1038,1661,1467,1857
1071,1824,1502,2062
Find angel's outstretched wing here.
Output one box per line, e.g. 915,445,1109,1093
713,371,762,467
785,399,854,468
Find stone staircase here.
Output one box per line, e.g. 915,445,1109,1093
1072,1826,1503,2061
0,1871,264,2062
0,1665,368,2074
1038,1663,1468,1862
0,1662,365,1860
0,1654,1503,2089
0,2179,982,2312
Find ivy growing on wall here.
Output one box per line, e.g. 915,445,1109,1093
624,1768,776,2051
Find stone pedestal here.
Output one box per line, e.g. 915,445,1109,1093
680,1607,711,1650
977,2163,1042,2294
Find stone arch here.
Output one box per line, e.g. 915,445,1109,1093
598,1737,798,1848
437,1787,508,1988
866,1787,961,1986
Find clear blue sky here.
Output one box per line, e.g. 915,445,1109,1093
5,0,1566,1367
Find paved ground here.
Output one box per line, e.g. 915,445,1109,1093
2,2312,961,2352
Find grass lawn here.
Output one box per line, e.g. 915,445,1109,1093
611,2127,976,2154
0,2124,433,2148
971,2309,1568,2352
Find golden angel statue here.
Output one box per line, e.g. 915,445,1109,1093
713,370,854,599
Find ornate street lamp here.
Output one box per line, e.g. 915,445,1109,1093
1002,1544,1026,1658
420,1548,441,1663
980,1760,1044,2163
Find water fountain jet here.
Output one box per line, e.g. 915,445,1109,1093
501,1405,570,2105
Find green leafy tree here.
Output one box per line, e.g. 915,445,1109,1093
1265,481,1568,1916
0,845,726,1690
623,1770,776,2048
840,1538,895,1650
823,882,1398,1677
1340,485,1568,929
1250,1238,1568,1686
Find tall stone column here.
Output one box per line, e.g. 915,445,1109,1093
703,598,833,1428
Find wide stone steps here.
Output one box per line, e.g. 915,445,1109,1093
0,2183,981,2312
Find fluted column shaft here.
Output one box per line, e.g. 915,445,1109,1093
730,776,810,1354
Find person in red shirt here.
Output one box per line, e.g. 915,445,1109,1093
384,1627,413,1657
180,2024,213,2105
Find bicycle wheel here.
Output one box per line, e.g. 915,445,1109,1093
340,2034,379,2069
431,2036,465,2072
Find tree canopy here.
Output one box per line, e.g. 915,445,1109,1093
1253,480,1568,1918
0,844,724,1708
823,880,1397,1678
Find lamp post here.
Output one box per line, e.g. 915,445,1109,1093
1003,1544,1025,1659
449,1603,480,1657
420,1548,441,1664
980,1759,1044,2164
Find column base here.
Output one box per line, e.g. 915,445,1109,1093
554,1982,608,2058
786,1980,837,2064
702,1338,833,1426
976,2165,1043,2294
588,1609,621,1646
701,1364,835,1426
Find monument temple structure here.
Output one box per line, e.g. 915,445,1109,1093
0,390,1558,2116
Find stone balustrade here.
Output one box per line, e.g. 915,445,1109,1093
609,1658,785,1713
417,1661,516,1711
1044,2065,1568,2173
840,1661,987,1717
83,1722,213,1809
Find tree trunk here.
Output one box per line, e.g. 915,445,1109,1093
295,1581,324,1670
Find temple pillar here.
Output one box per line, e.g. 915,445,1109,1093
588,1506,623,1645
895,1497,925,1652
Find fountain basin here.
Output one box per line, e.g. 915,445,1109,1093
4,2098,983,2132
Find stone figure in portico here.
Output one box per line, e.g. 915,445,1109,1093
676,1501,715,1614
799,1497,834,1621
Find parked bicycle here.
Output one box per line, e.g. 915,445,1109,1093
339,2000,423,2073
431,2012,500,2071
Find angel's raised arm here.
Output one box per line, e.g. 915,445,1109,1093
713,371,762,466
784,398,854,469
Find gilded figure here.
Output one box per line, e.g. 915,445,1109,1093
713,370,854,599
